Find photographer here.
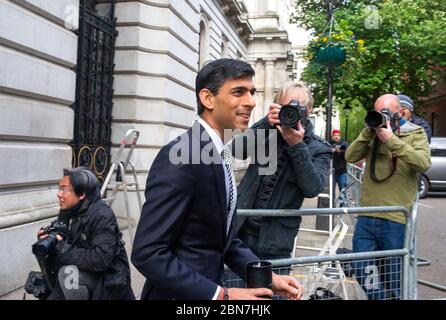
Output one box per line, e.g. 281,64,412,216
35,167,134,300
345,94,431,299
397,94,432,143
234,82,332,264
330,129,349,199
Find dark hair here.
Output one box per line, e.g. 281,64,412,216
195,58,255,115
63,167,99,198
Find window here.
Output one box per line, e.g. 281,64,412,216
431,112,438,136
431,149,446,157
198,17,209,69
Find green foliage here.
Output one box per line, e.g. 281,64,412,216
291,0,446,139
338,101,367,142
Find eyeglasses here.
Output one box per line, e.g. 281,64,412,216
58,186,73,194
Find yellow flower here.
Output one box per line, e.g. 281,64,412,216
323,37,329,43
357,39,365,46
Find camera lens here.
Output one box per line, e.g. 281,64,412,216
279,105,301,127
32,233,57,257
365,110,387,129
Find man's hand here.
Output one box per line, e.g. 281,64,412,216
227,287,273,300
37,229,63,241
267,103,281,126
277,122,305,146
375,121,394,144
271,273,303,300
267,103,305,145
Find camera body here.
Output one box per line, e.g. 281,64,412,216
278,100,307,127
365,108,400,129
333,143,346,152
24,271,50,299
32,219,68,258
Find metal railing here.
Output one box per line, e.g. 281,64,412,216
343,163,446,297
232,206,416,300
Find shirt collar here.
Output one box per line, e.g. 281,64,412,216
197,117,225,155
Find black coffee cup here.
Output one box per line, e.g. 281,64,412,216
246,261,272,297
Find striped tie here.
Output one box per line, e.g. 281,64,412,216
222,147,236,235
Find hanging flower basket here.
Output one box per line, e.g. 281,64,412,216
303,16,366,69
315,45,347,67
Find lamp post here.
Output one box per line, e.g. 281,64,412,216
315,0,339,232
324,0,334,142
343,103,352,142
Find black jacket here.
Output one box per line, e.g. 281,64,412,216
411,114,432,143
234,117,332,256
331,139,349,174
56,190,135,300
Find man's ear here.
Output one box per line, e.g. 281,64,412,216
79,194,86,201
199,89,215,112
400,108,408,118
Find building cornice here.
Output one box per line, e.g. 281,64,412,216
220,0,254,41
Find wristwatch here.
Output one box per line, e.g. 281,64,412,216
218,286,229,300
223,287,229,300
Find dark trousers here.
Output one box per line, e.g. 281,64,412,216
352,217,405,300
47,265,100,300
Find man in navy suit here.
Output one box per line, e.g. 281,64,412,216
131,59,303,300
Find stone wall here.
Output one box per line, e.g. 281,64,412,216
109,0,252,222
0,0,78,296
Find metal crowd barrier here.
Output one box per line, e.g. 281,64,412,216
344,164,446,297
292,163,364,254
228,206,416,300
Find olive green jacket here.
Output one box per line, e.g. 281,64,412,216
345,122,431,224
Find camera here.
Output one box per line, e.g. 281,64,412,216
333,144,346,151
32,219,68,257
365,108,400,129
278,100,307,127
24,271,50,299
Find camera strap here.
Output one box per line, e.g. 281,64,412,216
370,136,397,182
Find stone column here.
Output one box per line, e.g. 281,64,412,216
263,59,276,114
266,0,277,13
252,59,265,123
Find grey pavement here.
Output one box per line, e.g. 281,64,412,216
414,193,446,300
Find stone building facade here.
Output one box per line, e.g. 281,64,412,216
0,0,302,296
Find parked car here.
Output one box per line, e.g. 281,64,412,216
419,137,446,198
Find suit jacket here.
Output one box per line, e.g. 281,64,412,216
131,121,258,300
